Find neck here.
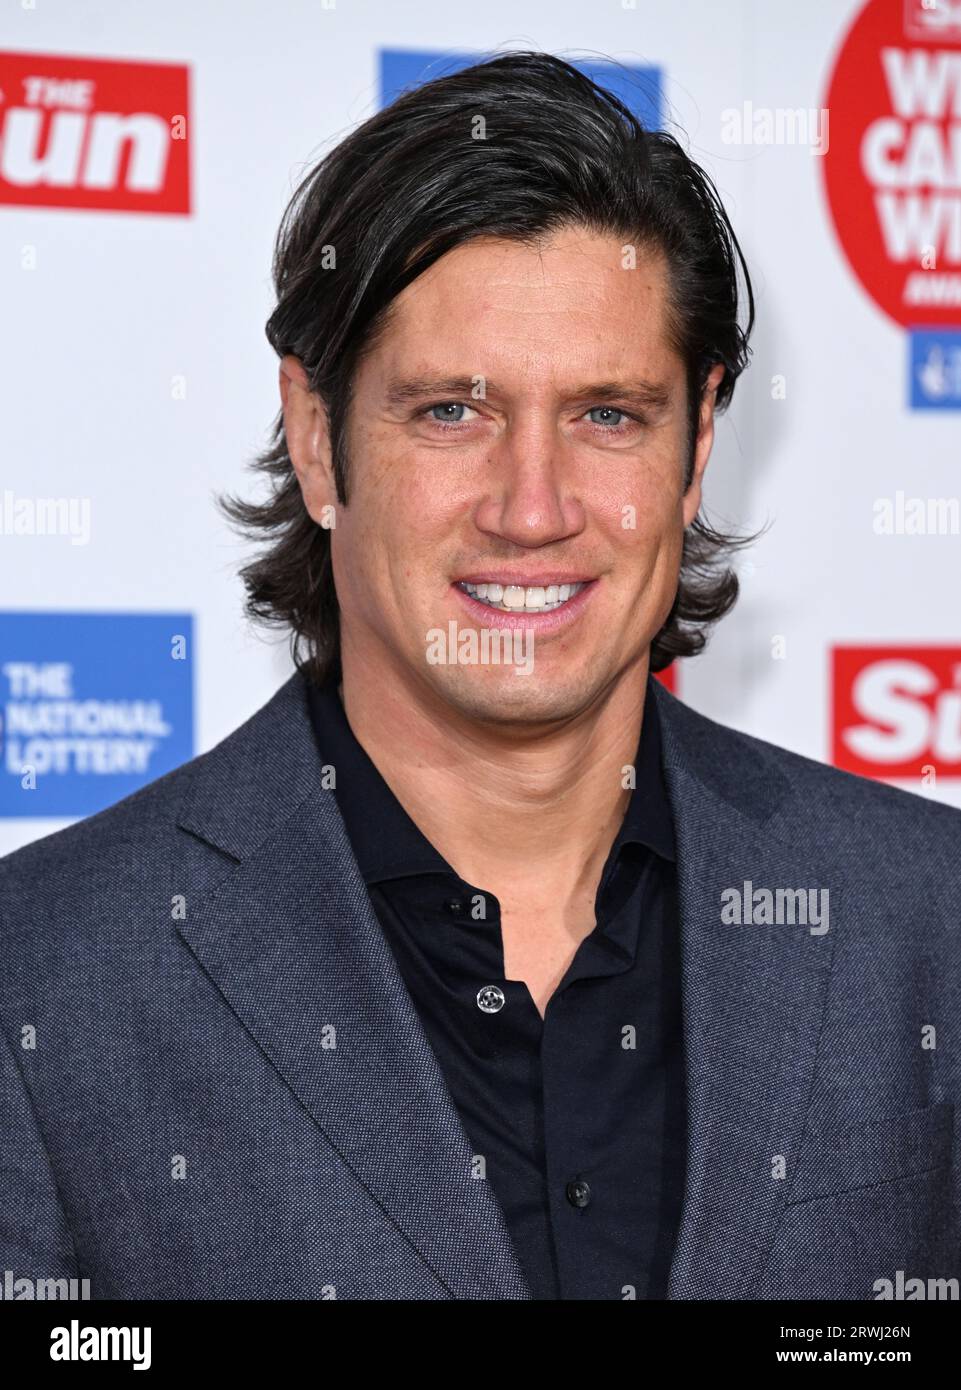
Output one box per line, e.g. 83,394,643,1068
337,650,649,903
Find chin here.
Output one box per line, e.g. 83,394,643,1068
426,662,594,725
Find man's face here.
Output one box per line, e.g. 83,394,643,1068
286,225,722,726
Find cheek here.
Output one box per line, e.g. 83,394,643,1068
596,469,683,546
355,427,459,516
594,439,686,515
339,452,454,600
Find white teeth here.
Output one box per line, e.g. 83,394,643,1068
458,580,587,612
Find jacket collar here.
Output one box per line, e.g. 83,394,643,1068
175,669,843,1299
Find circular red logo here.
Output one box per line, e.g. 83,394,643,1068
822,0,961,327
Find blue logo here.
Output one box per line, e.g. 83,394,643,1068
379,51,661,128
0,612,194,818
909,330,961,411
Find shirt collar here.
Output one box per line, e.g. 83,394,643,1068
306,670,676,886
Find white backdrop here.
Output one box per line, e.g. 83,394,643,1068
1,0,959,854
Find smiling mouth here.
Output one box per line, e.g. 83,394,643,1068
456,580,589,613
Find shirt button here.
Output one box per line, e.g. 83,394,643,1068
476,984,505,1013
446,899,464,915
566,1178,592,1208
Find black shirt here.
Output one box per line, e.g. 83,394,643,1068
306,671,686,1300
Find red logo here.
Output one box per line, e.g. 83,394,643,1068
904,0,961,41
0,52,190,214
654,662,676,694
821,0,961,327
832,646,961,778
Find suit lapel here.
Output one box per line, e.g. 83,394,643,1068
174,673,531,1300
651,681,844,1299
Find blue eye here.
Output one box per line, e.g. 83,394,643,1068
587,406,627,427
428,402,471,423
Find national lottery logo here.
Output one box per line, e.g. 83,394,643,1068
821,0,961,407
0,612,194,818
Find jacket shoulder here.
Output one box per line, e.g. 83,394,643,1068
0,672,313,922
2,739,206,880
654,682,961,847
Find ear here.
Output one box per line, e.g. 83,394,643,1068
279,354,336,522
682,362,726,527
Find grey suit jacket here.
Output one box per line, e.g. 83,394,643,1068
1,671,958,1299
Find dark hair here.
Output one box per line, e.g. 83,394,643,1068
221,50,756,681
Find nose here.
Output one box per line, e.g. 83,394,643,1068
472,418,586,548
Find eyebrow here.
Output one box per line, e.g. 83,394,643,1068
382,375,674,416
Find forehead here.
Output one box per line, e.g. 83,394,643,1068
361,228,679,388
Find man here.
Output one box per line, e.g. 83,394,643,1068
1,52,958,1302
